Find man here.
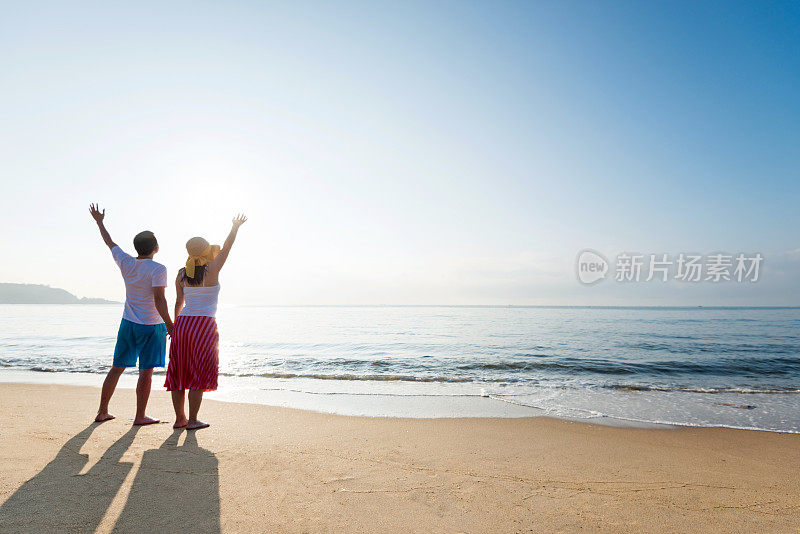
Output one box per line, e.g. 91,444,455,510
90,203,173,425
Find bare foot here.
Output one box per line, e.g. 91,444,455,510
173,418,188,429
133,416,160,426
186,420,210,430
95,413,115,423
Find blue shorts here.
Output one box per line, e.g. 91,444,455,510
113,319,167,369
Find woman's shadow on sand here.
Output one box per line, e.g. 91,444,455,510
0,424,220,534
112,428,220,533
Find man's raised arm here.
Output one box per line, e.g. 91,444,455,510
89,203,117,249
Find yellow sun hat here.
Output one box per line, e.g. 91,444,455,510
185,237,221,278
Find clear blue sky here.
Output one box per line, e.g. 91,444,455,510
1,1,798,305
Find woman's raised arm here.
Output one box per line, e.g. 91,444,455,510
210,214,247,273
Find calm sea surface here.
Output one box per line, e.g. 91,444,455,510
1,305,798,432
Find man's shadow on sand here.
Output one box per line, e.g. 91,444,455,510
0,425,220,534
0,423,138,532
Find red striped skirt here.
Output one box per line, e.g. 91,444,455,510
165,315,219,392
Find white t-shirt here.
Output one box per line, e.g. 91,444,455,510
112,246,168,325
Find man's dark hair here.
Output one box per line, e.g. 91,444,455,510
133,231,158,256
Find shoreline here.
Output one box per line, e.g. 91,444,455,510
0,368,676,430
4,368,800,434
3,305,798,434
1,382,799,532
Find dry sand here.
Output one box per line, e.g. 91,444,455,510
0,382,798,533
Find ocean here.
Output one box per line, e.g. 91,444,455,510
1,304,798,432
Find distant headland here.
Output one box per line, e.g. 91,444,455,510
0,283,119,304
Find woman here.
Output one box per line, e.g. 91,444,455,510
165,214,247,429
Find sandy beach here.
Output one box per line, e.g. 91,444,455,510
0,382,798,533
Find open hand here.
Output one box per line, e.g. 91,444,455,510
89,203,105,223
232,213,248,228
